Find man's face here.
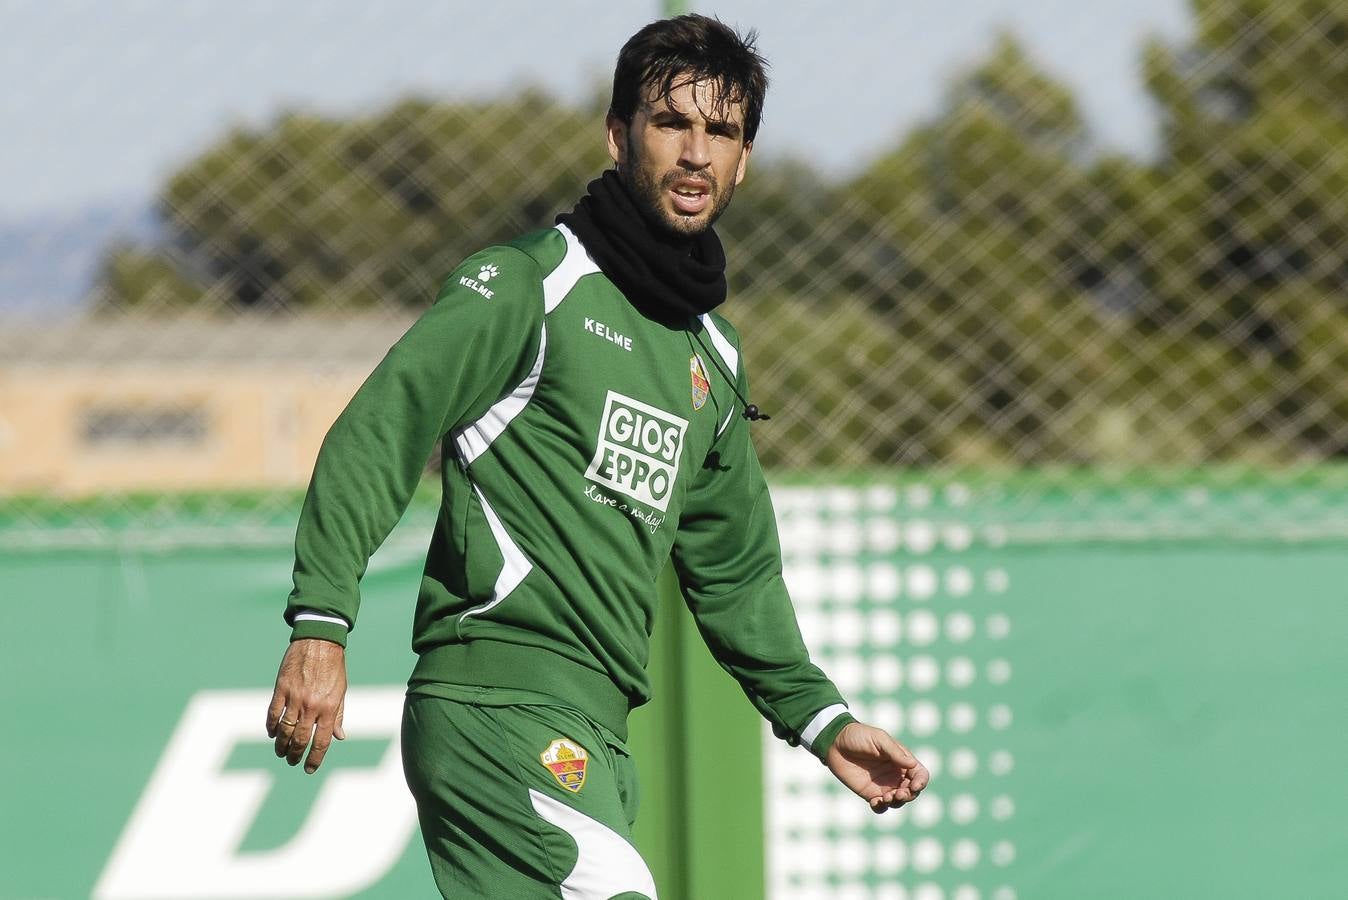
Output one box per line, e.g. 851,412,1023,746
606,76,753,238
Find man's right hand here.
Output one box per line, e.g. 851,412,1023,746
266,638,348,774
825,721,930,813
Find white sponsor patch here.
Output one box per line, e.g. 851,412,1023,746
584,391,687,513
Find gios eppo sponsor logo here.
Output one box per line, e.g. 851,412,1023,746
584,391,687,512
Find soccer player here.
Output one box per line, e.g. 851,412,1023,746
265,14,928,899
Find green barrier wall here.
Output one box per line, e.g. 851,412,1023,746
760,476,1348,900
1,541,435,899
3,474,1347,899
1008,544,1346,896
0,530,759,900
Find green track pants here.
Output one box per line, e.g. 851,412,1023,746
402,687,657,899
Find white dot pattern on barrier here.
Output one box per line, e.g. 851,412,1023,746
991,842,1017,867
949,794,979,825
831,654,867,694
908,655,941,691
875,837,909,874
906,484,934,508
945,612,975,643
909,701,942,736
945,565,974,595
870,655,904,691
907,610,940,645
825,488,858,513
837,837,869,875
869,609,903,646
947,702,977,733
906,565,938,599
829,609,866,649
949,747,978,778
830,562,865,603
943,525,974,552
988,705,1013,731
872,699,903,734
912,838,945,873
867,485,899,510
869,562,902,599
765,483,1016,899
828,521,865,556
946,656,976,688
868,518,903,553
910,793,944,828
951,839,981,870
905,521,937,554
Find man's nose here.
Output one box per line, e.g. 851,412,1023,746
679,128,711,169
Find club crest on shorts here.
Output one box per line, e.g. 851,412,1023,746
690,354,711,411
540,738,589,793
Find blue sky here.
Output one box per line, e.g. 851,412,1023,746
2,0,1194,220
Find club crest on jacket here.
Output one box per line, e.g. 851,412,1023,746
540,738,589,793
690,354,711,411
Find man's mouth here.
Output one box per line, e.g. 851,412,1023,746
668,178,712,215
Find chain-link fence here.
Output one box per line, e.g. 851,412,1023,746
5,6,1347,899
3,0,1348,544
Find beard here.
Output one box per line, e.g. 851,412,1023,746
621,144,737,238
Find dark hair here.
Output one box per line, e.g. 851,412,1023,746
609,14,770,143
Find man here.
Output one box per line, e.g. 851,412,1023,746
266,14,928,899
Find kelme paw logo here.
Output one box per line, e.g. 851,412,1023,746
478,264,500,282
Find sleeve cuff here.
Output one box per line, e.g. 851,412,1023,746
801,704,856,761
288,610,351,648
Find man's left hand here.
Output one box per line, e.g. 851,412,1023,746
825,722,930,813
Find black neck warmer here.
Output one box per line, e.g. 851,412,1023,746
556,169,727,322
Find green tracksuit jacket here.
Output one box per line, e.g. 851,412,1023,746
285,223,855,758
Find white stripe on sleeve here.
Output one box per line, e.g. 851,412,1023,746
292,610,350,630
453,324,547,465
800,703,850,751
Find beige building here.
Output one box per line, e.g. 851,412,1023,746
0,314,416,497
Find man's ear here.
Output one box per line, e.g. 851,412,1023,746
734,140,753,186
606,115,628,169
